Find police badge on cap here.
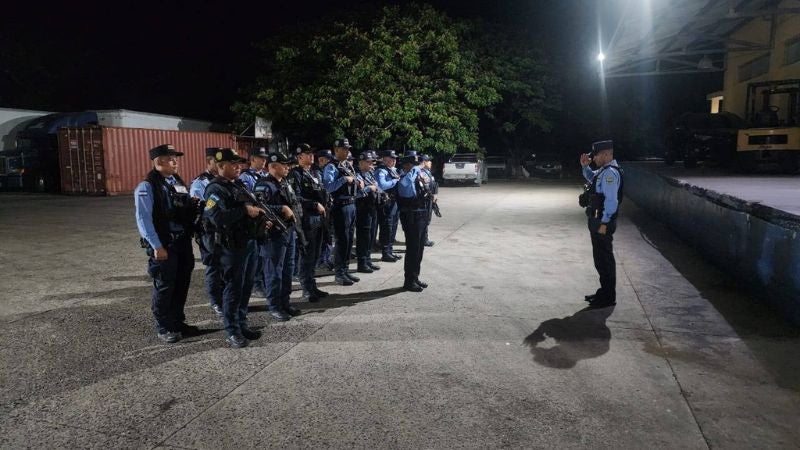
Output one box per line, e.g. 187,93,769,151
333,138,352,148
267,152,291,164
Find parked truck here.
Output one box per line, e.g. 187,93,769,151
442,153,486,186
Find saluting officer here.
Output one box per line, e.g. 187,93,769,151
239,147,268,192
355,150,383,273
375,149,402,262
135,144,200,344
580,140,623,309
323,138,363,285
203,148,264,348
191,147,224,316
396,152,432,292
254,152,302,321
288,144,330,303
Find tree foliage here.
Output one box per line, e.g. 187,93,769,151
234,3,558,154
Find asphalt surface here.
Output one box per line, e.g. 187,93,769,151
1,180,798,449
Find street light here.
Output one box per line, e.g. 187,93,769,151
597,52,606,62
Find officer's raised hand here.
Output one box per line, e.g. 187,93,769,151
281,205,294,220
154,246,169,261
580,153,591,167
245,204,262,218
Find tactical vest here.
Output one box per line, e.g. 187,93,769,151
145,170,194,245
205,178,265,248
290,167,326,209
331,160,357,199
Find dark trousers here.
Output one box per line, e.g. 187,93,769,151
589,218,617,302
148,236,194,333
219,239,258,337
199,234,222,308
261,230,296,312
399,209,428,283
378,200,399,255
332,203,356,274
299,214,324,290
356,203,378,263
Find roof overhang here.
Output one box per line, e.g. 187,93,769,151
602,0,800,78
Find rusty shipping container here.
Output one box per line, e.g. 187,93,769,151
58,127,251,195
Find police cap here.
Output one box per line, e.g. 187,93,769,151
149,144,184,160
249,147,268,158
379,149,398,159
316,149,334,160
267,152,291,164
205,147,223,157
333,138,352,149
420,154,432,162
213,148,247,163
359,151,377,162
294,143,313,155
591,140,614,154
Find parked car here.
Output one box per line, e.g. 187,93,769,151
524,153,564,178
666,112,746,168
484,155,510,178
442,153,486,186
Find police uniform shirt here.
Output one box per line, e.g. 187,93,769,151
322,160,352,196
135,176,185,249
190,171,214,200
203,178,250,229
375,165,400,191
239,169,266,192
582,159,621,223
397,167,422,199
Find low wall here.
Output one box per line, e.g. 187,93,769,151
624,165,800,325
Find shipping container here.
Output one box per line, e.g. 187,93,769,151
93,109,219,132
58,126,245,195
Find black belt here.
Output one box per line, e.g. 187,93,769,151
333,198,355,206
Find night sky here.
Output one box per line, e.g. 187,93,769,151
1,0,720,134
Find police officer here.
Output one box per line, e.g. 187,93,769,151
580,140,622,309
396,152,432,292
254,152,301,321
323,138,363,285
239,147,268,191
355,150,383,273
203,148,264,348
190,147,224,316
375,149,403,262
315,149,335,270
135,144,199,343
288,144,330,302
420,154,437,247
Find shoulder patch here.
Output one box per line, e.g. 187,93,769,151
605,175,615,183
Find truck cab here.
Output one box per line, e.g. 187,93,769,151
442,153,486,186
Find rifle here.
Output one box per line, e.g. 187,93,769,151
241,188,290,236
432,201,442,218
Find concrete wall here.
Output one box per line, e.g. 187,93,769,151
624,165,800,325
0,108,51,151
722,1,800,117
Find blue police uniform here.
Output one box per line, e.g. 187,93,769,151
582,157,622,305
203,175,260,344
191,170,223,314
375,154,402,261
421,162,437,246
239,168,266,192
134,154,196,342
355,155,382,272
323,154,359,284
396,162,432,291
254,172,298,320
288,160,329,301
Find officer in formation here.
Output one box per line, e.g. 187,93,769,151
420,154,437,247
315,149,335,270
396,151,433,292
355,150,383,273
323,138,363,285
579,140,622,309
239,147,268,191
254,152,302,321
135,144,200,343
288,144,330,302
203,148,265,348
190,147,224,317
374,150,402,262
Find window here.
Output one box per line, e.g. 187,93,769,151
738,54,770,82
785,36,800,66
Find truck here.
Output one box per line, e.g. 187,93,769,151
736,79,800,173
442,153,486,186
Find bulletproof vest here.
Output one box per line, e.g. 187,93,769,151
195,170,214,182
332,160,357,199
242,168,264,180
145,170,194,245
357,169,382,207
587,165,624,219
397,170,431,209
205,178,264,246
291,167,326,204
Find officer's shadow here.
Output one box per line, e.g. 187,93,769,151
523,306,614,369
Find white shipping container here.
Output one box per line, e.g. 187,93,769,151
93,109,215,132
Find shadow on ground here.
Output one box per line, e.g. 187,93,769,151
523,306,614,369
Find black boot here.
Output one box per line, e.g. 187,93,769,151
367,260,381,271
357,258,374,273
403,279,423,292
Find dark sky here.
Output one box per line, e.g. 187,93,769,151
0,0,720,131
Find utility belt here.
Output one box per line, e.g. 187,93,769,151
332,197,355,206
396,196,426,210
139,230,188,256
584,193,617,220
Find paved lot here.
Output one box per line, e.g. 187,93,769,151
1,181,798,449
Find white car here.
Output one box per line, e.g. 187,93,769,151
442,153,487,186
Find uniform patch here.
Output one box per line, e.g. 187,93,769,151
205,194,220,210
605,175,615,183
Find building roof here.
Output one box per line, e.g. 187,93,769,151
603,0,799,77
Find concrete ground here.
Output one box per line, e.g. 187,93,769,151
1,181,798,449
634,162,800,216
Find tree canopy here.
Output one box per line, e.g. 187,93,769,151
234,3,559,154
